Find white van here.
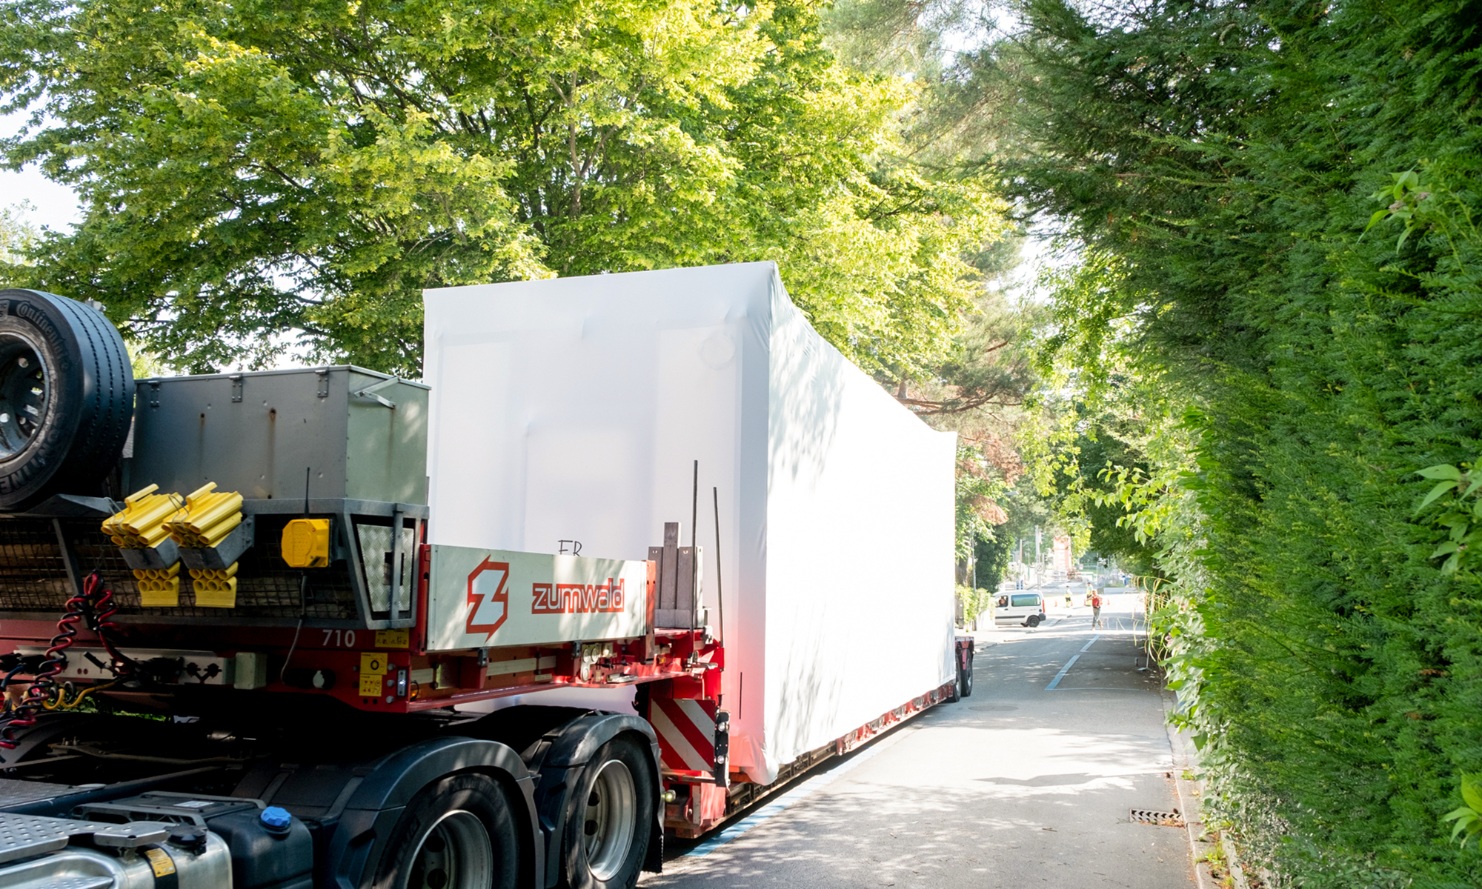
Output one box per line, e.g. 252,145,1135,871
994,592,1047,628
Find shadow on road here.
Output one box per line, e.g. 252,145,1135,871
645,623,1194,888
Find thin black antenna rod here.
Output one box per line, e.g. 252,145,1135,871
284,466,313,684
691,460,699,630
713,486,724,649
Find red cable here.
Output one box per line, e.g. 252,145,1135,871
0,594,84,750
0,572,135,754
82,573,133,677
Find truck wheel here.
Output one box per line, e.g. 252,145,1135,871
561,736,655,889
0,289,133,511
371,773,519,889
958,650,974,698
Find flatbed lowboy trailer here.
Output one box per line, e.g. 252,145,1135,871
0,266,972,889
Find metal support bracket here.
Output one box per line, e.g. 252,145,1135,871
350,376,401,410
119,538,181,572
178,515,255,571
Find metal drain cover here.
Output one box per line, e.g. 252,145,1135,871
1129,808,1184,827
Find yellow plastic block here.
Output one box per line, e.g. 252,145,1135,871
166,482,244,548
104,484,184,549
133,564,181,608
190,563,239,608
281,518,331,568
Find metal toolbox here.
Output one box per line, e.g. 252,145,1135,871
126,366,429,506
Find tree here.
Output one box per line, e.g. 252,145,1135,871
0,0,1006,374
818,1,1043,570
0,203,37,269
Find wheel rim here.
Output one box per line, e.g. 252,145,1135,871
406,809,494,889
0,335,49,460
582,757,637,882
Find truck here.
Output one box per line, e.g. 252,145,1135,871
0,262,973,889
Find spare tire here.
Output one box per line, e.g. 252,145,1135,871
0,289,134,511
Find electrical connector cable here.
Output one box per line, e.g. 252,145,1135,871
0,589,85,752
0,572,137,756
279,574,309,686
43,678,120,711
0,664,30,714
79,572,137,680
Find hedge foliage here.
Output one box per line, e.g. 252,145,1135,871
1004,1,1482,884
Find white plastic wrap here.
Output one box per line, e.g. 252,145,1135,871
424,263,957,784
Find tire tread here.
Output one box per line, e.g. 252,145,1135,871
0,289,132,509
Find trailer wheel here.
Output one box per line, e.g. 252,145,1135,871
0,289,133,511
371,773,519,889
958,649,974,698
560,736,655,889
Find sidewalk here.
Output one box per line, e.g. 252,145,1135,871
1164,699,1250,889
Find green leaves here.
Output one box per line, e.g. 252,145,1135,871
1,0,1007,375
1442,774,1482,848
1416,464,1464,482
1004,0,1482,884
0,206,37,268
1413,461,1482,574
1366,170,1431,250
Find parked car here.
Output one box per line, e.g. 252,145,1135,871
994,592,1047,628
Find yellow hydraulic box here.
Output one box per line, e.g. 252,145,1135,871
281,519,331,568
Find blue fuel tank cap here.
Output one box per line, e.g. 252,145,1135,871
260,806,293,832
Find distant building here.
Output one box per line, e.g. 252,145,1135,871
1052,535,1073,578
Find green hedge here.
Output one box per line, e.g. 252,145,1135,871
1007,1,1482,884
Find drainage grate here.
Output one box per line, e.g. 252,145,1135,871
1129,808,1185,827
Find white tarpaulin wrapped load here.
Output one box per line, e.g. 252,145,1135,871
423,263,957,784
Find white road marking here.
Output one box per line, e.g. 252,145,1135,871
1046,634,1099,690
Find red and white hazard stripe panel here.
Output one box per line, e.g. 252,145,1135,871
651,698,717,773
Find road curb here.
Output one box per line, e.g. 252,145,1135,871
1155,693,1250,889
1162,693,1249,889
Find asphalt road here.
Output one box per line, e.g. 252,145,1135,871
641,591,1196,889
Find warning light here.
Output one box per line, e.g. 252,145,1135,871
281,519,331,568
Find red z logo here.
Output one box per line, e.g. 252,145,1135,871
467,559,510,641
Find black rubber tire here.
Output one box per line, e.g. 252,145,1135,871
560,736,656,889
1026,615,1041,629
958,649,974,698
0,289,133,511
369,773,520,889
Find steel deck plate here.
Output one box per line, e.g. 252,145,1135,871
0,780,77,810
0,813,169,865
